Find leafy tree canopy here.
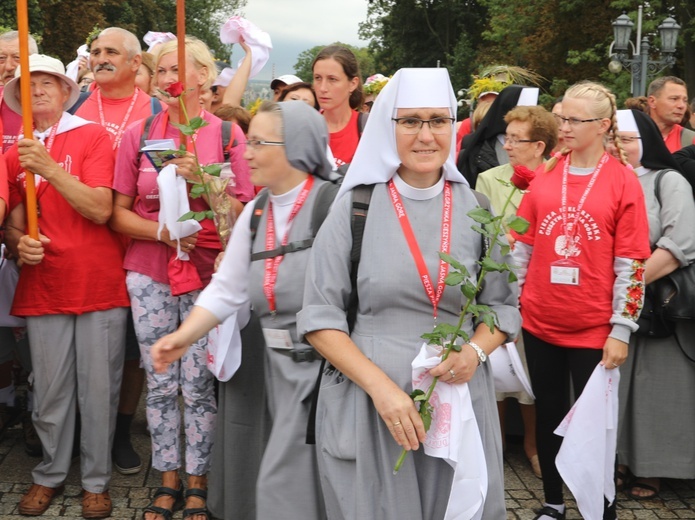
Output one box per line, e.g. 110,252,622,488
294,42,376,83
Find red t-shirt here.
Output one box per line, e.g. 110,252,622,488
329,110,360,167
513,154,651,348
455,117,472,155
6,120,130,316
1,88,23,153
663,124,695,153
75,87,158,155
0,153,8,211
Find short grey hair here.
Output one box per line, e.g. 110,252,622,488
94,27,142,59
0,30,39,55
647,76,687,97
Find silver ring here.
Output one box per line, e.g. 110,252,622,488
449,369,456,378
393,421,401,427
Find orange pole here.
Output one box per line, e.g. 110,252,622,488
176,0,187,145
16,0,38,239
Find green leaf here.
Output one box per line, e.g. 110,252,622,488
471,225,492,238
467,207,494,224
410,389,426,400
203,164,222,177
507,216,530,234
205,210,215,219
482,313,497,334
451,343,462,352
177,211,196,222
171,122,197,136
508,270,518,283
461,280,477,300
500,244,511,257
421,331,446,344
193,212,206,222
444,272,465,286
480,257,503,272
187,116,209,130
420,402,433,431
190,184,206,198
495,177,512,188
439,251,464,271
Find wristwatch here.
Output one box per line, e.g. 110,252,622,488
467,341,487,365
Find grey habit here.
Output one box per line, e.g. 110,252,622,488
618,168,695,479
203,101,336,520
297,180,520,520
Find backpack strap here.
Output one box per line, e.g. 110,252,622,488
357,112,369,138
151,96,162,115
249,181,339,261
654,168,669,206
347,184,374,331
221,121,239,162
138,114,157,152
681,127,695,149
67,90,92,115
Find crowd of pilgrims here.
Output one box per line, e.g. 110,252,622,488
1,22,695,520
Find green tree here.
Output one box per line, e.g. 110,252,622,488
293,42,376,82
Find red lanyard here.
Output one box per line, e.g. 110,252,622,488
263,176,315,314
387,178,452,319
97,88,139,150
560,152,607,258
31,122,59,186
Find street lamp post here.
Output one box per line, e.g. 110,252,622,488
608,6,681,96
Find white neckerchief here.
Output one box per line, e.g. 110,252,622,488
392,172,445,200
635,165,651,177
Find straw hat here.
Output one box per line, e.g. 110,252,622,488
3,54,80,115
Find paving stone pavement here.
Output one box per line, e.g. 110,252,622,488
1,411,694,519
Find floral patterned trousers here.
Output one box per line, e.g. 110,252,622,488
126,272,217,475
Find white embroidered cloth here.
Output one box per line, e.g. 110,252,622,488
555,364,619,520
412,342,487,520
65,45,90,82
488,342,534,397
156,164,202,259
219,16,272,78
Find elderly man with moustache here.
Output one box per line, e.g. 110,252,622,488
74,26,162,477
4,54,129,519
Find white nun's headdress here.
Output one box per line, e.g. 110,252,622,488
616,109,643,163
336,68,467,202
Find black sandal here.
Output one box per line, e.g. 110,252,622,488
142,484,184,520
616,467,633,492
183,488,210,520
533,506,566,520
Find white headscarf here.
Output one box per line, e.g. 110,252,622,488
335,68,467,202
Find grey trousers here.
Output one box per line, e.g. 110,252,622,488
27,307,128,492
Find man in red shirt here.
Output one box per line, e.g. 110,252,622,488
4,54,129,519
0,29,40,459
1,31,38,152
75,27,161,477
646,76,695,152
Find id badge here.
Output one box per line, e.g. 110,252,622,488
550,259,580,286
262,328,293,350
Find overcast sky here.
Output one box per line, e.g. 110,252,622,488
230,0,369,81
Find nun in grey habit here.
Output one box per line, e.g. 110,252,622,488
297,68,521,520
615,109,695,498
151,100,339,520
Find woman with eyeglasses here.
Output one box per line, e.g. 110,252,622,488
150,101,340,520
511,82,651,520
611,109,695,501
297,68,520,519
110,36,254,520
476,105,559,480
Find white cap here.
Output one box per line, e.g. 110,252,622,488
270,74,302,90
4,54,80,115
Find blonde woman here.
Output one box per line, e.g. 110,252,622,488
111,36,252,520
512,82,651,520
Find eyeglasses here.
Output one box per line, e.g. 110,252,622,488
244,139,286,149
554,114,602,127
392,117,455,134
615,136,641,143
503,135,537,146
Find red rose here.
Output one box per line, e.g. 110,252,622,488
628,285,642,300
625,300,640,317
510,164,536,191
165,81,185,98
634,267,645,282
